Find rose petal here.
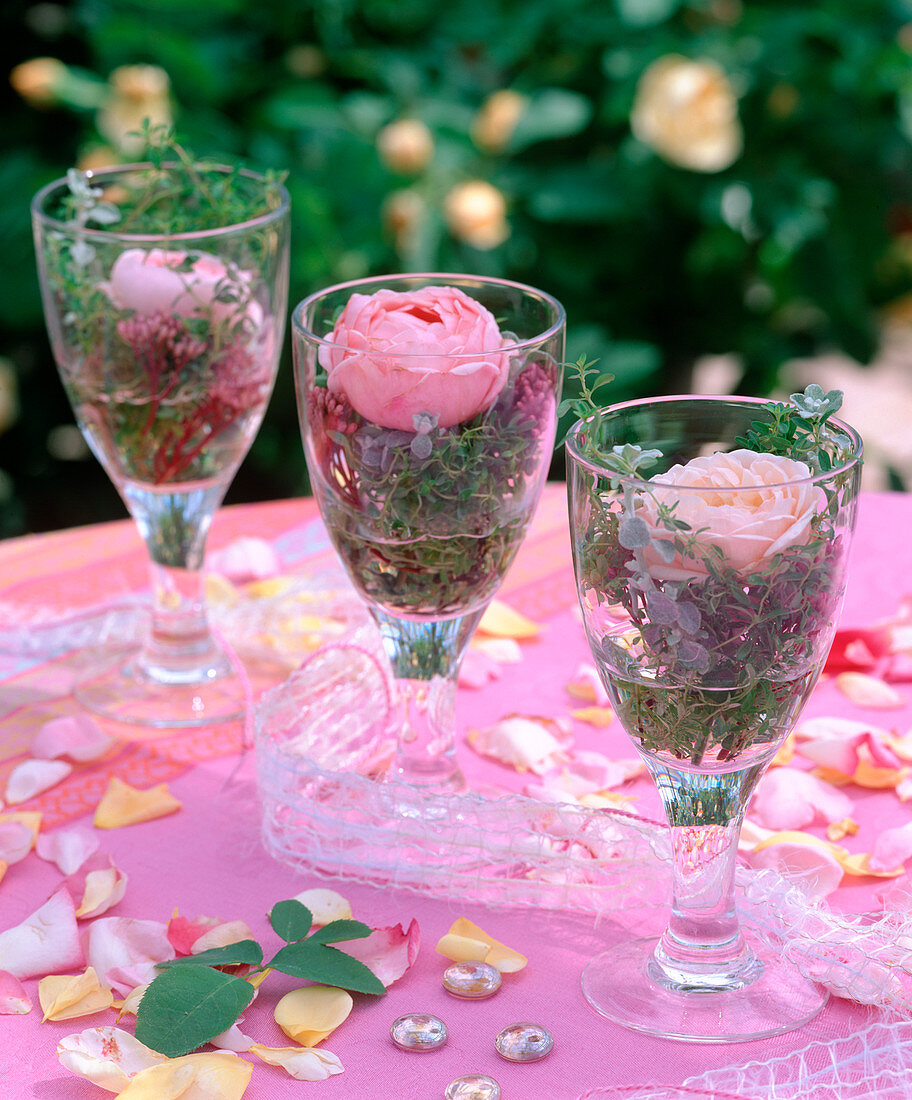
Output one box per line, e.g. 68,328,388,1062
0,970,32,1014
570,706,614,728
477,600,541,639
74,861,129,919
291,889,352,926
250,1044,344,1080
36,825,101,875
565,663,611,705
467,714,572,775
749,768,854,830
39,966,114,1021
0,821,37,865
166,913,223,956
340,920,419,987
435,917,527,973
458,648,502,689
115,1051,252,1099
745,834,845,897
57,1026,169,1091
94,777,181,828
190,920,254,954
274,985,353,1046
5,759,72,804
83,917,174,997
472,636,523,663
31,714,116,763
826,817,859,842
208,537,282,583
113,983,148,1020
836,672,906,709
0,886,84,978
210,1021,255,1052
869,822,912,873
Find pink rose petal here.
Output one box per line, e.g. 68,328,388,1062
467,714,573,775
458,648,502,689
744,838,844,897
210,1021,255,1052
0,887,84,978
36,826,101,876
208,537,282,583
340,920,419,988
83,917,174,996
73,859,129,919
836,672,906,709
0,821,37,866
5,759,72,804
166,913,223,956
794,716,888,742
0,970,32,1014
824,628,890,674
869,822,912,873
562,750,644,791
750,768,854,831
31,714,116,763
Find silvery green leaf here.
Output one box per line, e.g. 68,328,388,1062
618,515,652,549
410,433,433,460
645,591,679,624
71,239,96,266
86,202,121,226
677,640,711,672
676,601,702,634
651,538,677,564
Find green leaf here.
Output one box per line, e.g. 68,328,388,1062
135,966,255,1057
308,919,373,944
155,940,263,970
268,940,386,995
269,899,313,943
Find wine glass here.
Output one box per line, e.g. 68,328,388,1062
566,393,862,1041
293,274,565,789
31,162,290,726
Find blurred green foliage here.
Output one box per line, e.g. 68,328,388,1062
4,0,912,534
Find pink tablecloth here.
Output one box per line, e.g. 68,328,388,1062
1,487,911,1099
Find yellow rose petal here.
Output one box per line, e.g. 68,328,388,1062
836,672,906,709
435,932,492,964
478,600,541,639
39,967,113,1022
436,918,527,973
570,706,614,728
94,777,181,829
851,760,909,790
292,888,352,925
116,1052,252,1099
752,830,904,879
838,852,905,879
826,818,859,842
0,811,43,845
771,734,796,766
274,985,353,1047
250,1044,344,1080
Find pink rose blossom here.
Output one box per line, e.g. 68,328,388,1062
319,285,510,430
638,449,823,580
102,248,258,327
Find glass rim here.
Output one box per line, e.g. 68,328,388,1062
30,161,291,243
565,393,864,490
291,271,566,361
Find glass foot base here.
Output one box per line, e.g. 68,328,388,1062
74,646,245,728
581,935,828,1043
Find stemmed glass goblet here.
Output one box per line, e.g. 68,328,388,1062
32,161,290,726
293,274,565,789
566,392,862,1041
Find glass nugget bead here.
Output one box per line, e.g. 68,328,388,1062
442,960,502,999
494,1021,554,1062
390,1012,449,1051
445,1073,502,1099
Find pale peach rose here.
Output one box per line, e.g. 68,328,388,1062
10,57,67,107
97,64,172,155
319,285,509,430
102,249,257,327
443,180,509,249
631,55,742,172
637,449,822,580
472,90,527,153
376,119,434,174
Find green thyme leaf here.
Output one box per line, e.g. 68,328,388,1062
155,939,263,969
268,940,386,995
269,899,313,943
135,966,255,1056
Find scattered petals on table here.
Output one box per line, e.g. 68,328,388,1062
57,1026,169,1092
5,759,72,805
477,600,542,639
39,965,114,1021
339,919,420,987
291,888,352,926
114,1051,253,1099
467,714,572,775
0,886,83,978
83,916,175,996
274,984,353,1046
435,917,527,973
0,970,32,1014
94,776,181,828
36,825,101,875
835,672,907,709
72,858,129,919
30,714,117,763
250,1043,344,1080
749,768,854,831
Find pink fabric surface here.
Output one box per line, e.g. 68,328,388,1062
0,488,910,1099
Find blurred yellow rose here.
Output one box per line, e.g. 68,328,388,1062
97,64,172,155
383,189,426,252
472,90,527,153
631,55,742,173
444,180,509,250
10,57,67,107
377,119,434,174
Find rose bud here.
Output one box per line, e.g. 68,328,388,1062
472,90,527,153
443,180,509,250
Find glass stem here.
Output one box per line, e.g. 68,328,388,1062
644,758,766,993
371,608,483,789
125,482,230,684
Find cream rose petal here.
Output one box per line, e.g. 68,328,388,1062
435,917,527,973
250,1044,344,1080
189,920,254,954
340,919,419,987
115,1051,252,1099
274,985,353,1046
31,714,116,762
467,715,572,775
869,822,912,873
57,1026,169,1092
0,886,84,978
0,970,32,1014
744,836,844,898
477,600,541,639
94,777,181,828
36,825,101,875
75,862,129,919
5,759,72,804
113,982,148,1020
291,888,352,926
836,672,906,709
749,768,854,831
209,1021,255,1052
83,916,174,996
0,820,37,865
39,966,114,1021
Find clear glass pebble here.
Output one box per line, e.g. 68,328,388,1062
390,1012,449,1051
442,960,502,999
445,1074,502,1099
494,1021,554,1062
